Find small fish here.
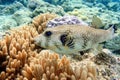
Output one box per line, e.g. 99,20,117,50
34,24,116,54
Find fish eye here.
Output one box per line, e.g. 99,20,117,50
44,31,52,37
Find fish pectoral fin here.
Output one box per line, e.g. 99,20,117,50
64,45,69,50
48,46,56,50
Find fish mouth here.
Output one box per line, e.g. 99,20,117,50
33,35,48,53
34,44,46,53
34,44,45,50
33,36,41,45
33,38,46,52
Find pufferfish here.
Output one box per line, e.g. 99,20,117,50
34,24,116,54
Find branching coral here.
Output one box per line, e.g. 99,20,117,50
22,50,72,80
71,60,97,80
0,25,38,80
0,13,57,79
29,13,57,33
22,50,97,80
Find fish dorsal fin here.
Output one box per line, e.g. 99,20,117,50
91,15,104,29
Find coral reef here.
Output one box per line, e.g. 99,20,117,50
61,0,84,11
67,8,98,22
0,1,31,30
84,0,120,11
0,25,38,80
0,13,119,80
0,16,17,31
0,13,97,80
31,4,65,18
0,4,32,30
43,0,83,11
0,0,120,79
27,0,40,10
27,0,65,18
30,13,57,33
12,8,32,25
22,50,97,80
0,0,64,31
67,8,120,26
107,2,120,12
0,1,24,15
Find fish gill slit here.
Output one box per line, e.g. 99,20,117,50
66,37,75,49
82,35,89,49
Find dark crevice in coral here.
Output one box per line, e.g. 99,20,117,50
0,54,7,73
113,49,120,54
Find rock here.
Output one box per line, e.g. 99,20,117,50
0,1,25,15
0,16,17,30
61,1,74,11
27,0,42,10
31,2,65,17
107,2,120,11
67,7,120,26
93,51,116,65
43,0,83,11
94,3,107,9
12,8,32,25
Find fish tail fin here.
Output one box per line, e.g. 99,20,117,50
107,25,118,39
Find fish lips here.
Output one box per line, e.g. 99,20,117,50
33,35,42,46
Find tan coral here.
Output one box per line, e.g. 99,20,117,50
22,50,97,80
22,50,73,80
0,23,40,79
72,60,97,80
30,13,57,33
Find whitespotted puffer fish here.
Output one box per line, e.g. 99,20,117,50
34,25,116,54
